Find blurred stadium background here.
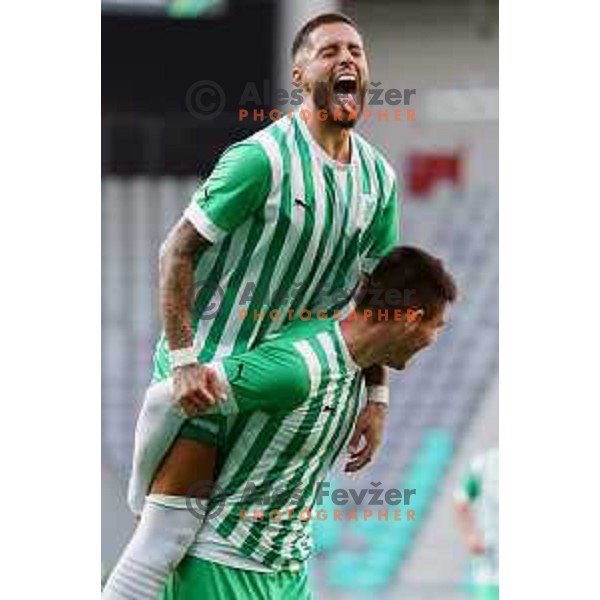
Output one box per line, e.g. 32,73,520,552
102,1,498,598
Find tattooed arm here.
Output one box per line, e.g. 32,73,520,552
159,218,220,415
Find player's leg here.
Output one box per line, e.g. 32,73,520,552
127,379,185,515
150,429,217,496
160,555,278,600
103,426,219,600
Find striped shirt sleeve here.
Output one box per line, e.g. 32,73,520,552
361,171,401,274
184,141,271,243
206,342,311,416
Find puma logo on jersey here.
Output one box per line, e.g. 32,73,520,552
196,186,212,206
231,363,244,382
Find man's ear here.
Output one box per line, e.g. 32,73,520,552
292,63,303,89
405,308,424,330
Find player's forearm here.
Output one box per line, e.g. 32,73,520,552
159,219,206,351
160,249,195,349
363,363,388,388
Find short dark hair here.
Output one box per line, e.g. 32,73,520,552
291,12,358,59
357,246,458,318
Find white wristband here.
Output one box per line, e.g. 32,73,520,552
367,384,389,406
169,347,198,369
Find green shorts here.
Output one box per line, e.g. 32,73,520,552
160,555,313,600
178,415,227,448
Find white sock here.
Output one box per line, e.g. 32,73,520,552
127,380,185,514
102,494,204,600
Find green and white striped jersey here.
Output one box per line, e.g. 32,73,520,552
457,447,499,583
187,317,363,570
152,111,400,380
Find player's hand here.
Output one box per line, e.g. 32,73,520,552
345,401,388,473
173,363,223,417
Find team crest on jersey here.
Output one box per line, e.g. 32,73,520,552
358,192,378,229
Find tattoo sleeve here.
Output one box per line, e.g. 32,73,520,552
159,218,209,351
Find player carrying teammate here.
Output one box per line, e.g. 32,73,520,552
102,247,457,599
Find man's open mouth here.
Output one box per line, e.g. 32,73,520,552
332,74,359,110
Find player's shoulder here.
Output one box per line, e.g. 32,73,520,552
352,132,397,188
275,319,351,372
253,332,314,405
219,134,271,169
220,117,295,181
205,134,273,191
267,317,334,344
243,116,295,154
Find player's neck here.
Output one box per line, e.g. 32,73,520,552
339,317,388,369
301,102,352,163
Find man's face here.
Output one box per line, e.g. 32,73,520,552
294,22,369,128
386,305,448,370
